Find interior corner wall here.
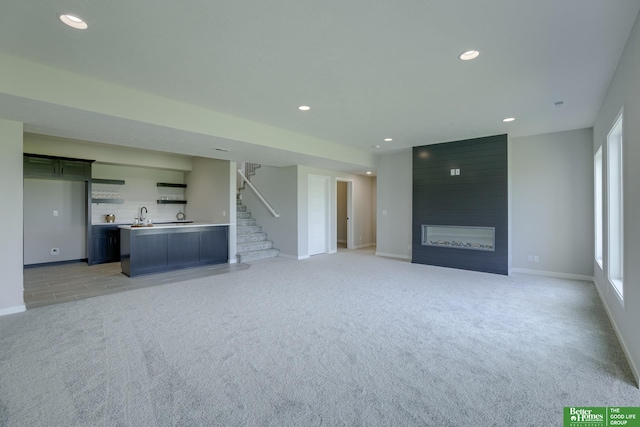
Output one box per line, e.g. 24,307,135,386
0,119,24,315
375,150,412,259
510,128,594,278
592,10,640,386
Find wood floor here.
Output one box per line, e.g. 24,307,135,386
23,261,249,309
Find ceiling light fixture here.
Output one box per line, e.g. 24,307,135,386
384,138,393,142
298,105,311,111
459,50,479,61
58,13,88,29
502,117,515,123
366,171,372,175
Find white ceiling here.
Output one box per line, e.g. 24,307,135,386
0,0,639,170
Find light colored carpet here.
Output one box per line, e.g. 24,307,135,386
0,249,638,426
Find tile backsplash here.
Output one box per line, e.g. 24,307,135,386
91,164,187,224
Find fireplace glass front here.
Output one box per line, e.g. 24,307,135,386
422,225,495,251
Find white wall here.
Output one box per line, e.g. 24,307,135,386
375,149,413,260
0,119,24,315
592,11,640,386
92,164,185,224
24,180,86,265
510,129,594,279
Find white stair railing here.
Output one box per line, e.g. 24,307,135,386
237,169,280,218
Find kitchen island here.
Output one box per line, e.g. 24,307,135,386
119,222,229,277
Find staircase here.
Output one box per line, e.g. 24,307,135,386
236,199,280,263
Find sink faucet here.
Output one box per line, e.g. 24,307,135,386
140,207,148,223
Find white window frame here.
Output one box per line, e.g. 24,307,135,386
594,146,603,269
606,109,624,304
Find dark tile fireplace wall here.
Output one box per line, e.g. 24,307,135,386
412,134,508,275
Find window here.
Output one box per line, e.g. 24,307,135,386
594,147,603,268
606,111,623,300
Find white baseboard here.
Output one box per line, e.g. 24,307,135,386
279,254,310,260
352,243,375,250
337,239,347,243
0,305,26,317
229,258,238,264
510,268,594,282
329,250,337,254
593,281,640,388
375,251,412,260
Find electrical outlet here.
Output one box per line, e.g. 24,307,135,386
53,211,58,217
51,248,59,255
527,255,533,262
534,256,539,263
222,210,226,217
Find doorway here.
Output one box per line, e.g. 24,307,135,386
336,178,353,250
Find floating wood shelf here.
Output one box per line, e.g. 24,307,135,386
93,178,125,185
92,199,125,204
157,183,187,188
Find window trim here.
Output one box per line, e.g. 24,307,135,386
606,108,624,305
594,146,603,269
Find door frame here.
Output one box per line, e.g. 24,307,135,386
335,178,354,250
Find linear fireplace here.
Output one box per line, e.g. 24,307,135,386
412,134,508,275
422,225,495,251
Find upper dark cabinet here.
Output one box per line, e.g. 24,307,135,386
24,154,92,181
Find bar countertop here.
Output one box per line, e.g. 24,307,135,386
118,222,230,230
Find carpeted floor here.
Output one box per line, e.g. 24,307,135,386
0,249,638,426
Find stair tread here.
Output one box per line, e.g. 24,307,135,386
236,248,279,255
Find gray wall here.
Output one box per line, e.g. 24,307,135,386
592,11,640,385
510,129,594,277
0,119,24,314
24,179,87,265
375,150,412,259
185,157,232,223
240,165,298,257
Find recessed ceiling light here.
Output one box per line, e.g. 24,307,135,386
58,13,88,30
366,171,372,175
298,105,311,111
384,138,393,142
459,50,479,61
502,117,515,122
372,144,381,149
